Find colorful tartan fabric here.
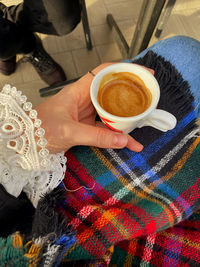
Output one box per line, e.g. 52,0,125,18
61,51,200,262
110,210,200,267
2,210,200,267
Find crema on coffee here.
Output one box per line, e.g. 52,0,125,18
97,72,152,117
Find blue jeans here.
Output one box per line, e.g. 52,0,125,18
129,36,200,117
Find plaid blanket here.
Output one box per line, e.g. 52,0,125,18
1,209,200,266
60,51,200,264
1,51,200,267
110,210,200,267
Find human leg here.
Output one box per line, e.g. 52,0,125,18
23,0,81,36
0,0,81,85
0,3,66,85
130,36,200,117
0,3,36,75
0,3,36,59
0,0,81,46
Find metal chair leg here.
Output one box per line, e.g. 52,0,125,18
39,78,80,97
106,0,166,59
81,0,93,50
151,0,176,43
106,0,176,59
128,0,166,58
107,14,129,59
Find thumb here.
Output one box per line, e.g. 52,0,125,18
73,123,143,151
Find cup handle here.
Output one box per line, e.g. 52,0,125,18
137,109,177,132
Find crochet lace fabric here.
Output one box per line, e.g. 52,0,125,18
0,84,67,206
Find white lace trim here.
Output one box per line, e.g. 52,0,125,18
0,84,53,170
0,84,67,207
23,153,66,207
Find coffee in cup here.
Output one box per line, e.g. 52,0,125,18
97,72,152,117
90,63,177,134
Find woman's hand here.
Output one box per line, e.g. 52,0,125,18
36,63,150,154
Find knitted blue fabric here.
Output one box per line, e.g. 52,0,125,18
128,36,200,117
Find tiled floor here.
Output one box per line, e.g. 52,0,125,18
0,0,200,107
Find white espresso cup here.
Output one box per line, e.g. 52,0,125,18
90,63,177,134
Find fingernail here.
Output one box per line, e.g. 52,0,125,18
113,135,127,147
136,143,144,152
128,141,144,152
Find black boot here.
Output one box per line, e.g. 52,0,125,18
22,35,67,86
0,56,16,75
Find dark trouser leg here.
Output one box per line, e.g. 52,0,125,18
0,0,81,59
23,0,81,36
0,3,36,59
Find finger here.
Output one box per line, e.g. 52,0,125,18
95,122,143,152
73,122,128,149
126,134,144,152
77,62,115,87
73,122,143,152
135,64,155,75
144,67,154,76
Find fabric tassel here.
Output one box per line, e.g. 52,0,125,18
0,233,30,266
30,187,76,266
